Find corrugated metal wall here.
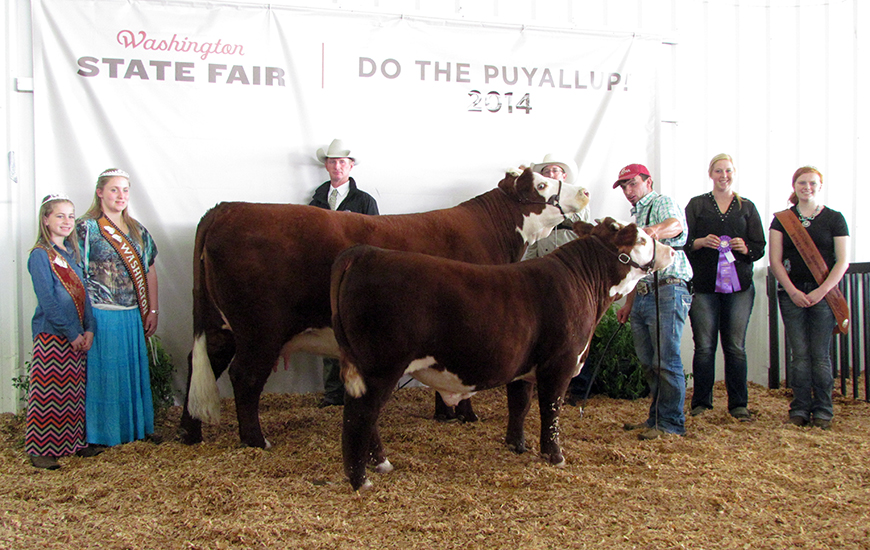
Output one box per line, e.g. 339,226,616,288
2,0,865,411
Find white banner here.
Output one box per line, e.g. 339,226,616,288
32,0,659,396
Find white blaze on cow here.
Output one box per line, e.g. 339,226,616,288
331,217,674,491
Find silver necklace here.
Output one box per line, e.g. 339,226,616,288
796,205,820,227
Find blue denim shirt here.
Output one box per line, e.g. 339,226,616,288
28,243,95,342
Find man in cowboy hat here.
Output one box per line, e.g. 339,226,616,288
521,154,592,403
521,153,590,261
309,138,379,407
613,163,693,440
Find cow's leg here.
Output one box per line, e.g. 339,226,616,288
433,392,456,422
504,379,534,454
180,328,235,444
227,343,278,449
454,398,478,423
342,370,401,491
536,373,571,467
434,394,479,423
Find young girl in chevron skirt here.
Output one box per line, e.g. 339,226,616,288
25,195,98,469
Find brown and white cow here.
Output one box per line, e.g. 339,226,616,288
182,168,590,448
330,218,674,490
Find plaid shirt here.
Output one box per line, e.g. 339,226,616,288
631,191,693,283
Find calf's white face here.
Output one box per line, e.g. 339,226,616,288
608,225,675,297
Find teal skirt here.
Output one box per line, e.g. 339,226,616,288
86,308,154,446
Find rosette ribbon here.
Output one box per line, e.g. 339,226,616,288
715,235,741,294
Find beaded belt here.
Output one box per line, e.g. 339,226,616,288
636,277,686,296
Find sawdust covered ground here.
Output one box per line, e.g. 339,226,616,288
1,381,869,549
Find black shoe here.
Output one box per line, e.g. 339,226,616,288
29,454,60,470
729,407,752,422
318,396,344,408
811,418,832,430
788,416,808,427
623,421,648,431
76,444,108,457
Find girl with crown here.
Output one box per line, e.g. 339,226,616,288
77,168,160,446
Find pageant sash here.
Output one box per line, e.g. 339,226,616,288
39,245,87,324
774,209,849,334
97,215,150,325
714,235,741,294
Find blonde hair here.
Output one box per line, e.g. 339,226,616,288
81,168,144,246
32,196,82,263
708,153,743,208
789,166,823,206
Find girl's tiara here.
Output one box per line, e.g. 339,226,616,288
41,193,72,206
99,168,131,179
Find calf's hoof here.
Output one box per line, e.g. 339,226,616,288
373,458,394,474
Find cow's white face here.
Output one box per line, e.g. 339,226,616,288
519,172,590,244
608,222,675,297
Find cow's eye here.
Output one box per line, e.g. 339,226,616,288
536,182,547,190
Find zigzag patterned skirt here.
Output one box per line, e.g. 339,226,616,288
25,333,87,457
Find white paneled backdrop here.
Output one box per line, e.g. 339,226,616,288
2,0,866,413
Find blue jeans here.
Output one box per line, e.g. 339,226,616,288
689,285,755,411
778,289,836,421
630,282,692,435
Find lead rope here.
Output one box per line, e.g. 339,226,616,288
653,269,662,432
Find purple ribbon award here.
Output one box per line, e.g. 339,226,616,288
715,235,741,294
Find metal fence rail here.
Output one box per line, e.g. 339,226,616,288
767,262,869,401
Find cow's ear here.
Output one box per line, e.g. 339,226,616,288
614,224,640,249
498,168,521,198
600,217,621,230
572,220,595,236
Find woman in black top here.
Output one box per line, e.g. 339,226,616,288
769,166,849,429
685,154,766,420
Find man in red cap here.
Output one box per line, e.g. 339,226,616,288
614,164,693,440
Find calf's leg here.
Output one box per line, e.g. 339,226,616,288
536,376,569,466
343,378,394,491
505,379,534,454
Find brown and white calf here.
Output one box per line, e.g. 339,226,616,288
330,218,675,490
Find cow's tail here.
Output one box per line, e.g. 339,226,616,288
187,207,222,424
330,246,368,398
188,333,220,424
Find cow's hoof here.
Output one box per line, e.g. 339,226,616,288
373,459,394,474
354,479,374,494
541,453,566,467
457,412,479,423
178,429,203,445
506,441,527,455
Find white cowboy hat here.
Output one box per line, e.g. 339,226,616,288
316,139,357,164
531,153,577,184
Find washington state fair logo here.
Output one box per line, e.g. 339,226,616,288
75,30,286,86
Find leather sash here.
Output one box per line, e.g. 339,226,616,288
39,245,87,324
97,215,150,325
774,209,849,334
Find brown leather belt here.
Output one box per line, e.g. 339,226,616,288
636,277,686,296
